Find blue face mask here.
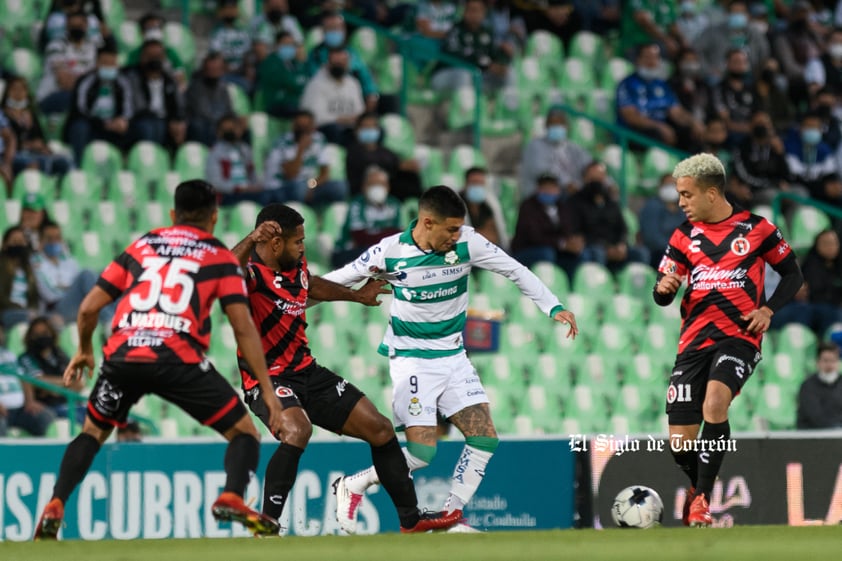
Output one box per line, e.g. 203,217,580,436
98,66,118,81
536,192,560,206
802,128,822,145
465,184,486,204
357,127,380,144
324,30,345,48
728,13,748,30
278,44,297,61
546,125,567,143
43,242,63,259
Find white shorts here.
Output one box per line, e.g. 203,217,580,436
389,352,489,428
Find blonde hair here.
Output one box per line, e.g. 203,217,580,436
672,153,726,192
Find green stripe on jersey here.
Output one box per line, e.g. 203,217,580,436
385,241,470,271
379,346,465,358
390,311,467,339
392,275,469,303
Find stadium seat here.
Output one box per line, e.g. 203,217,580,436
569,117,599,154
3,200,21,229
322,143,347,181
572,262,614,305
601,144,641,192
514,56,552,100
349,26,388,68
320,201,349,242
76,231,113,272
776,323,818,362
59,169,99,203
499,322,541,357
11,169,56,202
622,207,640,247
107,170,149,208
0,0,38,33
447,85,479,131
532,352,573,396
616,263,658,302
5,48,42,85
562,292,599,331
639,323,679,358
127,142,171,203
117,20,142,52
640,147,680,192
599,57,634,92
558,58,597,103
374,53,403,95
620,353,671,398
413,144,444,188
525,31,564,81
569,31,604,70
81,141,124,193
447,144,487,179
225,200,261,234
753,382,796,430
529,262,571,298
381,113,416,159
765,351,805,393
174,141,209,181
523,384,564,433
163,22,196,67
475,269,521,311
602,294,645,326
789,206,831,254
564,385,607,432
304,26,324,52
227,82,251,116
133,201,167,234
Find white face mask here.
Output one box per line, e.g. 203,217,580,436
831,44,842,59
366,184,388,205
659,184,679,203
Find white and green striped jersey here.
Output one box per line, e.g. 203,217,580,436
322,221,565,359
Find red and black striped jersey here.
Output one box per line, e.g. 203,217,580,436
98,225,248,363
239,256,313,390
657,209,794,354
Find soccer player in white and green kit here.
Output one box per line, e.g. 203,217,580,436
323,186,578,533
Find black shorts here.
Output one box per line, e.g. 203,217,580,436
246,361,365,435
665,339,761,425
88,360,248,434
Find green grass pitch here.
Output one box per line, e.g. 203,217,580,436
3,526,841,561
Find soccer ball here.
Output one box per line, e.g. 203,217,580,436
610,485,664,529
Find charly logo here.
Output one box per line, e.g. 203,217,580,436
444,250,459,265
408,397,423,416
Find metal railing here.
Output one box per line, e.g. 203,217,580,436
0,363,157,437
771,191,842,224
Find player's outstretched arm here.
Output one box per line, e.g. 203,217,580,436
230,221,283,269
64,285,113,385
224,301,284,435
741,255,804,335
309,276,390,306
653,272,682,306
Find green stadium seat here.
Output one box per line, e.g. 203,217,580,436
133,201,167,234
107,170,149,208
568,116,599,154
12,169,56,202
308,323,351,364
525,31,564,81
413,144,444,188
81,141,124,193
514,56,552,100
127,141,171,201
475,269,521,310
381,113,416,159
248,112,271,175
564,385,608,432
616,262,658,301
499,322,541,358
765,351,805,394
620,353,671,399
523,384,564,433
601,144,641,192
599,57,634,92
753,382,796,430
59,169,99,203
569,31,604,70
789,206,831,254
304,27,324,52
156,171,182,205
751,204,774,223
602,294,645,326
572,262,614,306
641,147,680,192
117,20,142,52
320,201,349,242
447,85,480,131
776,323,818,363
558,57,596,104
227,82,251,116
0,0,38,32
163,22,196,67
99,0,126,27
529,261,571,297
5,48,42,84
447,144,487,179
531,352,573,396
349,26,388,68
640,323,679,358
622,207,640,247
321,143,346,181
76,231,113,272
225,200,261,234
174,141,209,181
374,53,403,95
648,298,683,328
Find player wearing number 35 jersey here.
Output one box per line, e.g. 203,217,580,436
653,154,803,528
34,180,285,540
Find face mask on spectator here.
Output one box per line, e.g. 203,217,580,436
465,184,487,204
30,335,55,353
728,13,748,30
221,129,238,143
680,61,701,77
267,9,284,23
752,124,769,139
98,66,118,81
366,184,388,205
43,242,64,259
324,30,345,47
637,66,663,81
5,98,28,110
2,245,29,260
831,44,842,59
802,128,822,145
357,127,380,144
68,27,86,41
221,15,237,25
329,64,346,79
278,45,297,61
750,21,769,34
144,28,164,41
144,58,164,73
536,192,560,206
659,184,679,203
546,125,567,143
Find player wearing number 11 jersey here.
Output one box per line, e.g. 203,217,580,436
34,180,285,540
654,154,803,527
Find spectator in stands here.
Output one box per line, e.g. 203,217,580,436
332,165,402,267
784,111,838,195
518,106,592,199
209,0,254,92
756,57,796,131
569,161,648,273
670,47,712,124
0,113,16,194
487,0,527,56
18,193,50,251
38,11,99,116
415,0,459,42
773,1,823,108
674,0,709,46
620,0,679,59
345,112,422,201
694,0,770,83
41,0,107,52
813,88,842,152
1,330,55,437
531,0,583,51
2,76,72,177
64,45,133,165
18,316,83,421
616,43,703,148
459,166,510,251
711,48,760,147
117,420,143,442
250,0,304,63
511,173,584,282
431,0,512,93
306,12,381,113
32,221,99,327
263,109,347,206
796,341,842,429
257,31,310,119
126,12,186,85
301,47,366,146
125,40,187,151
206,114,263,206
805,28,842,96
732,110,790,204
0,226,39,330
810,173,842,208
639,174,685,269
700,115,732,167
185,52,234,147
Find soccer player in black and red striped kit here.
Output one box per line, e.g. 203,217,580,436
231,203,460,533
34,180,285,539
654,154,803,527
